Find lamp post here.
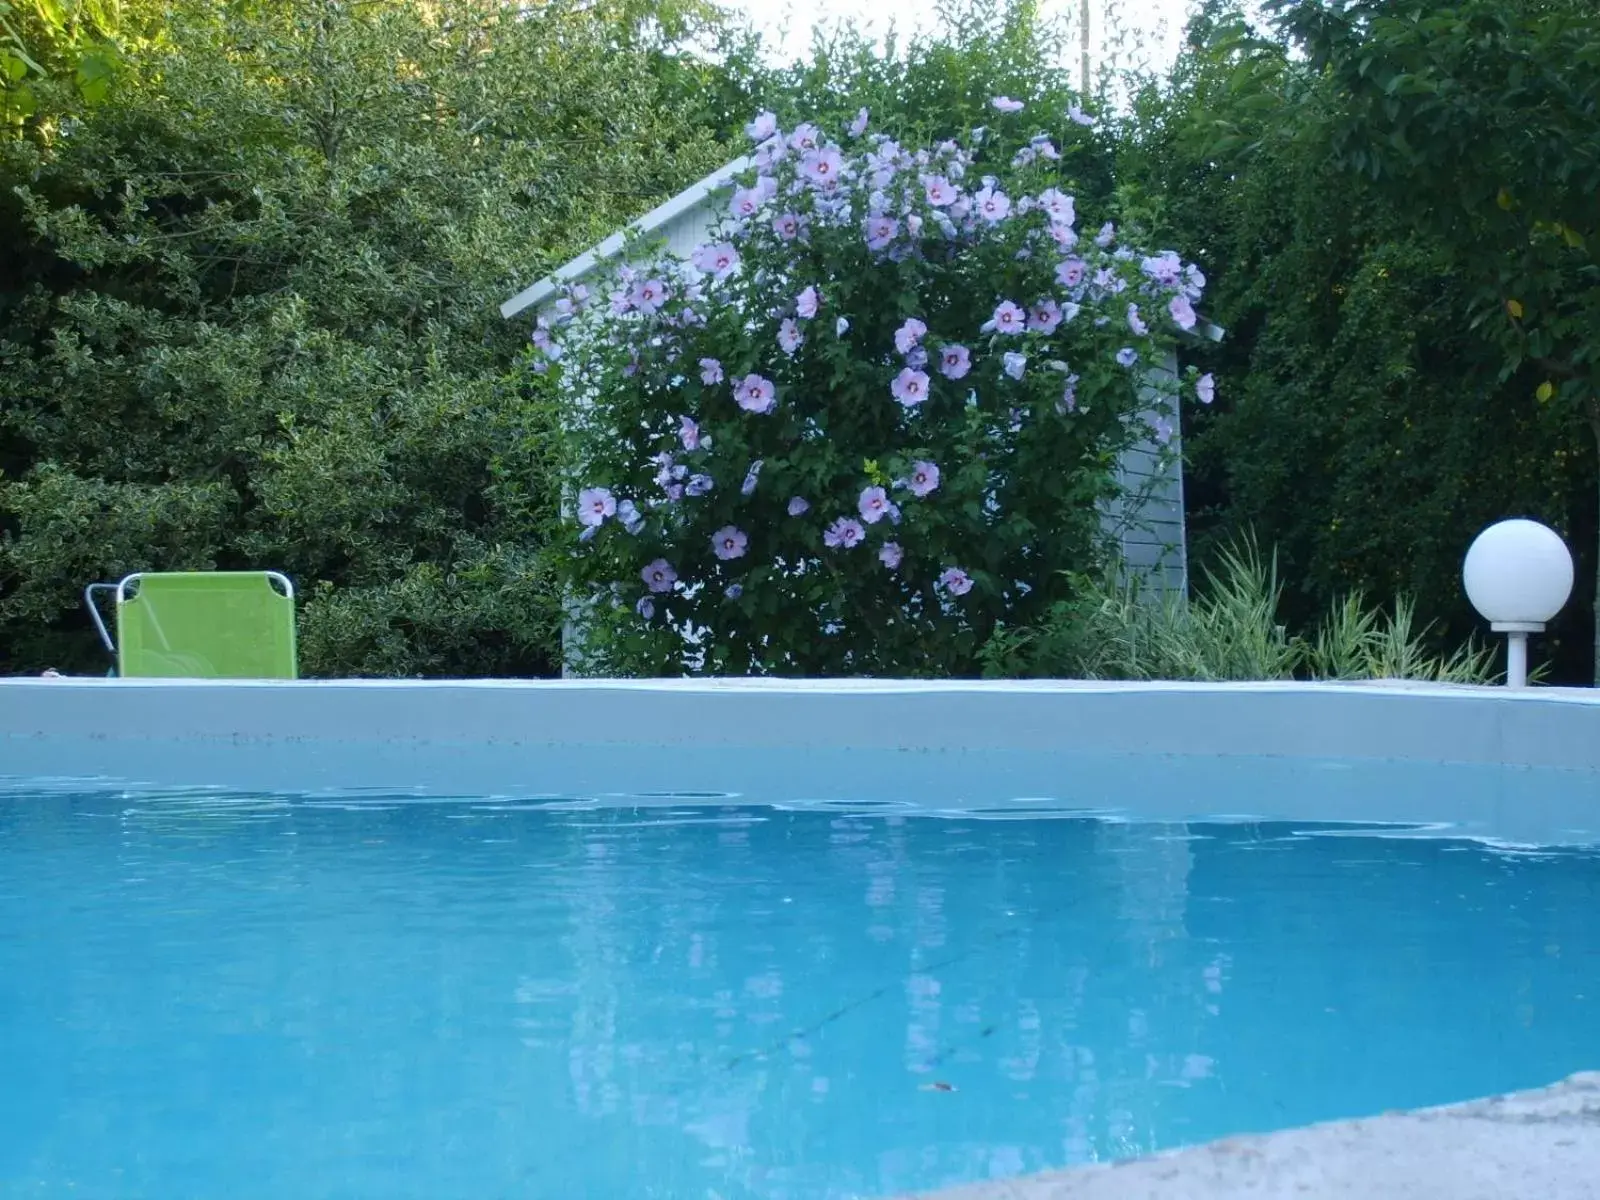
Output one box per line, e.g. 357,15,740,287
1462,519,1574,688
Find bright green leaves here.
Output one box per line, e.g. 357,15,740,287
0,0,131,125
73,42,114,102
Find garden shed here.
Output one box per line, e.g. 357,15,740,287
502,156,1207,598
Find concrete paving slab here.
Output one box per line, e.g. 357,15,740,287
901,1072,1600,1200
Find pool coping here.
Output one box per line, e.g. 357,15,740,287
899,1071,1600,1200
4,676,1600,768
6,678,1600,844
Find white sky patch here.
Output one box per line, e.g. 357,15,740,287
732,0,1200,83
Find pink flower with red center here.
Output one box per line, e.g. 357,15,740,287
778,318,804,356
1028,299,1063,334
982,300,1026,334
858,486,892,524
641,559,677,593
824,517,866,549
773,212,803,241
802,147,844,185
891,367,930,407
699,357,724,385
894,318,927,355
865,215,899,251
797,286,820,318
730,187,763,218
788,122,821,152
678,416,701,450
1169,294,1198,332
712,526,749,561
1036,188,1076,226
690,242,739,279
629,279,668,312
734,374,777,414
939,567,973,596
939,344,971,379
1056,258,1088,288
880,542,904,569
577,487,616,527
923,175,956,207
974,186,1011,222
906,460,940,497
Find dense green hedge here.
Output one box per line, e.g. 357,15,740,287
1118,0,1599,683
0,0,732,676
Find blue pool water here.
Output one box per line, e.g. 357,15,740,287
3,790,1600,1199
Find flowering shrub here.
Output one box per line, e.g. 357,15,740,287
535,102,1211,676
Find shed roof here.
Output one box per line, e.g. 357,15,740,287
500,155,751,321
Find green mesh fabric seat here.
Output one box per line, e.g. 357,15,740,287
86,571,298,679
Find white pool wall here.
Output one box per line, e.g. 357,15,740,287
3,679,1599,843
4,676,1600,764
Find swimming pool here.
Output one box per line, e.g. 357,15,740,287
2,680,1599,1198
4,789,1600,1199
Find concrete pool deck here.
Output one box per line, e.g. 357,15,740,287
902,1072,1600,1200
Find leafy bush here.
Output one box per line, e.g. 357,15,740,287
1116,2,1598,682
0,0,734,677
537,104,1210,676
982,539,1499,683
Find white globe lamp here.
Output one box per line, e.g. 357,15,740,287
1462,518,1573,688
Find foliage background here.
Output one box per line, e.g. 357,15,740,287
1,0,732,675
1117,0,1599,683
3,0,1597,681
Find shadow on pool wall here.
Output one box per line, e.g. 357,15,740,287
3,678,1599,845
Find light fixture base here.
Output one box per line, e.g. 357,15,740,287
1490,621,1546,634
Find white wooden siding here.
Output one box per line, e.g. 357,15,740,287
1100,350,1188,596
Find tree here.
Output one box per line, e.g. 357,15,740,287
1270,0,1600,677
0,0,737,675
1115,1,1598,682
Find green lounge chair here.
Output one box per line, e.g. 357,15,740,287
84,571,298,679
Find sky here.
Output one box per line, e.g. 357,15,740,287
731,0,1200,82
